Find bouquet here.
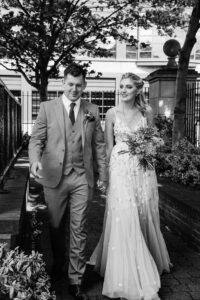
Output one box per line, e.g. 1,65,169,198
120,126,164,170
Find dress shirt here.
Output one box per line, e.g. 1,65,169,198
62,93,81,120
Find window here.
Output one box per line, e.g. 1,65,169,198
91,37,116,59
31,90,115,122
32,91,41,121
126,44,137,59
190,54,195,60
48,91,57,101
11,90,21,103
139,41,152,59
82,91,115,120
108,44,116,59
32,91,61,121
195,50,200,60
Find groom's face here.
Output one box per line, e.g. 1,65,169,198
63,73,87,102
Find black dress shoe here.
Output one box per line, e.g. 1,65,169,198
68,284,89,300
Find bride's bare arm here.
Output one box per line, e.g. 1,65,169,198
104,108,115,163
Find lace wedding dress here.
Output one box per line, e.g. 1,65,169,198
90,108,171,300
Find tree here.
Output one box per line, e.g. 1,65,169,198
0,0,191,101
173,0,200,145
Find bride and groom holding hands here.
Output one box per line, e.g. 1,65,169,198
29,63,171,300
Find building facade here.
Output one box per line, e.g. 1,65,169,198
1,24,200,134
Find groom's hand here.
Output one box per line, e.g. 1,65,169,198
97,180,108,193
30,161,43,179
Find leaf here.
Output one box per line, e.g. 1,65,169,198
16,260,22,272
26,267,32,278
9,286,14,299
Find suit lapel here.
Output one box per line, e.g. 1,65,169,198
79,100,88,149
54,97,65,140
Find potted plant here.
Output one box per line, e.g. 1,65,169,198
0,243,56,300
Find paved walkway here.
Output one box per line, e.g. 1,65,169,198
1,149,200,299
49,189,200,300
0,150,29,247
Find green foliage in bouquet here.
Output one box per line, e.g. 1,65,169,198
120,126,164,171
0,243,56,300
156,138,200,188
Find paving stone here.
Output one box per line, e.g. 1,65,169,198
187,283,200,292
3,150,200,300
190,278,200,285
170,284,191,292
173,270,192,279
159,286,173,294
190,292,200,300
188,271,200,278
177,278,194,285
161,278,180,286
161,272,175,279
162,292,193,300
160,293,174,300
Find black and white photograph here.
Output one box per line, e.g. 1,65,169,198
0,1,200,299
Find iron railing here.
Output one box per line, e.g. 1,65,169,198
0,78,22,187
186,81,200,146
22,90,116,133
22,87,149,134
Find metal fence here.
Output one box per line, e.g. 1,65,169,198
22,90,116,133
0,79,22,185
186,81,200,146
22,87,149,134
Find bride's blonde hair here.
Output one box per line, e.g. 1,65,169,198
120,73,150,114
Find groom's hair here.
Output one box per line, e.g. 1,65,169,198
64,63,87,80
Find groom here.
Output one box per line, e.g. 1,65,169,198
29,63,107,300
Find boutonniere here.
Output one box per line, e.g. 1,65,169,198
84,110,95,122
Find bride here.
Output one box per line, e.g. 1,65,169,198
89,73,171,300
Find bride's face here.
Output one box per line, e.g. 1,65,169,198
120,78,138,102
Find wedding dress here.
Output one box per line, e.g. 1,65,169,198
90,108,171,300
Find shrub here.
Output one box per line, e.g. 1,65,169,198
154,115,173,152
0,243,56,300
156,138,200,188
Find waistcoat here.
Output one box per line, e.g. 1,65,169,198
62,104,85,175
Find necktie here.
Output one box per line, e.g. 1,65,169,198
69,102,76,125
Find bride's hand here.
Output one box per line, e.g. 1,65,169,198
97,180,108,193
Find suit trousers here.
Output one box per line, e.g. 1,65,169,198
43,169,90,284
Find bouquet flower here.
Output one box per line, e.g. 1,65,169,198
120,126,164,170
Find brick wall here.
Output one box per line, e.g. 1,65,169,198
159,188,200,252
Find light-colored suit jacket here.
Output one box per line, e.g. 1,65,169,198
28,97,108,188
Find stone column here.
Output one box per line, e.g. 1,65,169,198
146,67,198,119
146,39,198,120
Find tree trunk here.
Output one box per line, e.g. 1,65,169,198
172,0,200,147
39,75,48,102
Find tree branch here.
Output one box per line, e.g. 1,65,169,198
15,0,31,17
